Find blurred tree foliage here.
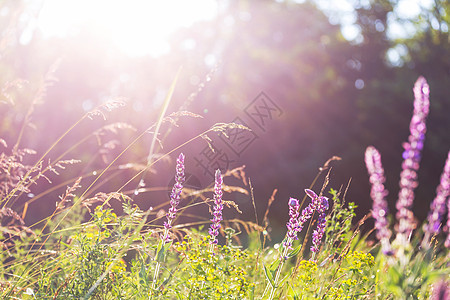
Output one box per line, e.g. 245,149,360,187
352,0,449,221
0,0,448,234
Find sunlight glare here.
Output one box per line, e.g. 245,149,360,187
37,0,218,57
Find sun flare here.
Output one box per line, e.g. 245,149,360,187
37,0,218,57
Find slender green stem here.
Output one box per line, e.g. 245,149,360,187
262,237,292,299
268,243,290,300
152,227,170,292
209,241,215,254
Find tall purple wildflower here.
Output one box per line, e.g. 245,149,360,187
365,146,393,255
283,198,300,249
431,279,449,300
283,189,329,250
446,196,450,248
396,76,430,243
424,151,450,245
309,193,329,255
282,190,327,252
304,189,329,256
163,153,185,242
209,169,223,245
267,190,328,298
297,189,320,232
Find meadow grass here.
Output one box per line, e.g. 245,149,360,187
0,72,449,300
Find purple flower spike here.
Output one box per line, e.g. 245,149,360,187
298,190,318,227
431,279,449,300
298,203,315,226
310,197,329,255
283,198,300,249
163,153,185,242
302,189,329,256
365,146,393,255
447,194,450,248
424,151,450,243
311,212,326,254
396,76,430,243
305,189,318,200
301,190,329,232
209,169,223,245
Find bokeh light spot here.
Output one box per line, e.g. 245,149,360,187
355,79,365,89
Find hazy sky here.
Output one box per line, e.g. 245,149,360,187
26,0,438,58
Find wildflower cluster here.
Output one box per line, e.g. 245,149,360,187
365,77,450,253
364,77,450,298
343,251,375,276
175,234,253,299
289,251,376,299
291,260,318,296
265,189,329,299
328,251,375,299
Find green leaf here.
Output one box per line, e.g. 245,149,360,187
289,282,299,300
287,244,302,258
175,290,183,300
386,285,404,297
278,273,291,289
424,268,450,283
155,240,165,262
269,257,281,273
161,272,174,287
155,240,173,262
388,265,402,283
263,264,275,288
138,262,149,287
